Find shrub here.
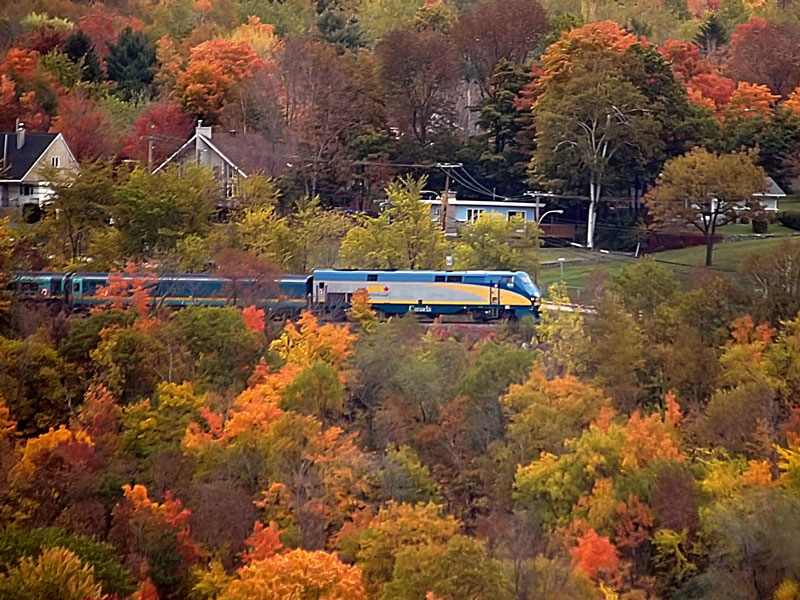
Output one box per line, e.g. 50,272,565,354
752,216,768,233
778,210,800,231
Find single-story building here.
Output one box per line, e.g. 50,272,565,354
0,123,78,218
752,176,786,212
423,192,547,234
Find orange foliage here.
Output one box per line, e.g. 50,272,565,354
243,521,283,564
785,86,800,117
591,405,617,433
725,82,779,119
11,426,95,483
242,305,266,333
570,527,619,579
664,391,683,427
74,384,121,454
91,262,156,323
0,396,17,440
133,578,159,600
783,408,800,447
188,38,262,82
620,411,684,470
730,315,776,346
687,86,717,112
0,48,40,80
742,459,773,486
227,549,368,600
539,21,638,90
659,40,710,81
269,311,356,370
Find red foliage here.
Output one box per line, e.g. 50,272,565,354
18,26,69,55
77,10,117,58
782,407,800,447
659,39,710,81
729,18,800,97
120,99,194,166
243,520,283,564
50,90,118,161
242,305,266,333
688,73,736,109
570,527,619,579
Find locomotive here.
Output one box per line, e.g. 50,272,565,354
10,269,541,321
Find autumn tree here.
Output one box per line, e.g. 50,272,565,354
120,98,194,167
0,546,103,600
225,549,368,600
339,176,446,269
452,0,547,94
740,239,800,322
645,147,766,266
50,90,119,161
376,29,459,147
727,18,800,98
530,22,662,249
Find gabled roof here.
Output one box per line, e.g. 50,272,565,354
761,176,786,197
154,130,289,178
0,132,59,180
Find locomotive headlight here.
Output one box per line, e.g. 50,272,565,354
532,296,541,306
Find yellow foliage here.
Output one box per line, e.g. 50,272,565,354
0,546,102,600
349,288,377,332
269,312,356,370
10,425,94,483
775,578,800,600
225,549,368,600
231,16,283,60
620,411,684,471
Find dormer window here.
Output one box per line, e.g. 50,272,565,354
51,156,60,167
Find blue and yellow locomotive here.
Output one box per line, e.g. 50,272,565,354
10,269,540,321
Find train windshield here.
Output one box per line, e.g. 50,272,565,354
515,272,539,297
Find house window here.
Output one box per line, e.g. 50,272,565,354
21,184,34,196
51,156,60,167
507,210,525,221
466,208,484,222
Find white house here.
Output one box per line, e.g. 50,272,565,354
752,176,786,212
422,192,548,234
155,123,289,202
0,123,78,217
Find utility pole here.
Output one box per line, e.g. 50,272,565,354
147,135,153,173
436,163,462,232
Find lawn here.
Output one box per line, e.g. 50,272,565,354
537,236,799,300
714,223,798,236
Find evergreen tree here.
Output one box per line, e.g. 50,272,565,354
695,14,729,58
64,29,102,82
316,11,368,53
106,27,156,99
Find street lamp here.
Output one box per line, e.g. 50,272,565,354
558,257,566,283
537,209,564,224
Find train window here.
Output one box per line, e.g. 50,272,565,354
367,274,378,281
72,282,80,293
501,276,513,285
434,275,445,282
318,282,324,289
446,275,462,283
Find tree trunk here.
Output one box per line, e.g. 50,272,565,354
705,231,714,267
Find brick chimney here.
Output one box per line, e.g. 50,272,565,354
15,120,25,150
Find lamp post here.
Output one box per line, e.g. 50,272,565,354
537,209,564,224
558,257,565,283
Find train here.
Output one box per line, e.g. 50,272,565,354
9,269,542,321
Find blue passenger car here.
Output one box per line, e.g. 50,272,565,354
312,269,540,320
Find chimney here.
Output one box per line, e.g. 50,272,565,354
195,119,212,140
229,130,237,137
16,120,25,150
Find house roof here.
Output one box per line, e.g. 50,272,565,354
0,132,59,180
155,129,290,178
211,132,290,177
761,176,786,197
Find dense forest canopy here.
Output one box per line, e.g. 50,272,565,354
3,0,800,599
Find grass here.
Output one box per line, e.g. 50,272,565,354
714,223,798,236
537,236,799,299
